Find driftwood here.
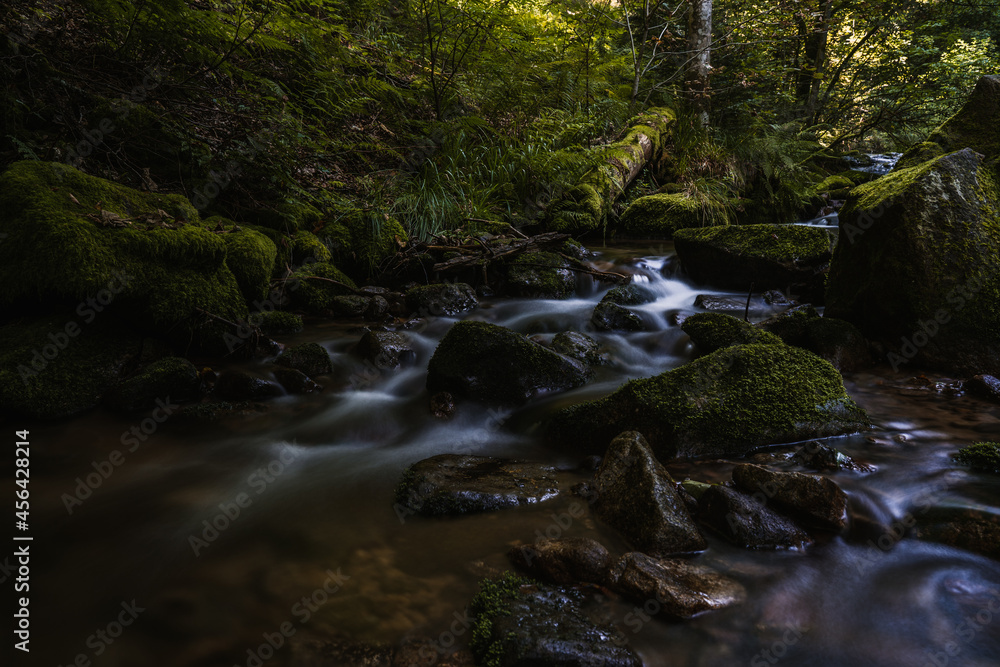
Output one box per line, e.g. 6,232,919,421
431,231,570,272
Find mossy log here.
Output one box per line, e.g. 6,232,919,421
546,107,676,236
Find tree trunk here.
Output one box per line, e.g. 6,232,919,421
685,0,712,127
545,108,675,235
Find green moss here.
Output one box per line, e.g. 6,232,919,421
955,442,1000,473
200,219,277,302
324,211,406,281
256,310,303,336
287,261,357,314
247,199,322,233
275,342,331,377
895,141,945,171
506,251,575,299
291,230,332,265
673,224,832,263
470,572,531,667
104,356,201,413
681,312,782,353
618,192,712,238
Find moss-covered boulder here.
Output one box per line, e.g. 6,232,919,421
546,343,870,459
681,312,782,353
589,284,653,332
469,574,640,667
908,75,1000,166
757,308,871,371
0,314,141,419
427,321,590,405
275,342,332,378
324,211,406,281
550,331,606,365
826,148,1000,375
504,251,575,299
617,192,713,239
405,283,478,317
286,262,357,315
394,455,559,516
256,311,304,336
813,174,853,200
674,224,832,297
104,356,202,413
0,161,252,351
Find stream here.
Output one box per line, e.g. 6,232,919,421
22,241,1000,667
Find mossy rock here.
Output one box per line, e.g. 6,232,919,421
591,301,645,332
202,219,278,303
826,148,1000,375
895,142,945,171
955,442,1000,473
546,343,870,460
405,283,478,317
0,161,250,352
427,321,591,406
673,224,832,296
256,310,303,336
287,262,357,315
681,312,782,353
504,251,575,299
275,342,332,378
551,331,606,365
324,211,406,281
922,75,1000,164
756,305,821,345
617,192,714,239
291,230,332,266
245,199,322,233
104,356,202,413
814,174,853,200
0,314,142,419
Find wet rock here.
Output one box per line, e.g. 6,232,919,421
607,552,746,619
681,312,782,354
732,463,848,531
697,485,813,550
547,343,870,459
470,576,640,667
692,294,776,318
915,506,1000,560
429,391,456,419
965,375,1000,402
271,367,321,394
366,295,390,320
276,342,332,378
674,224,832,297
603,284,656,306
826,147,1000,376
799,317,872,371
405,283,478,317
394,455,559,516
792,441,874,473
331,294,371,318
551,331,606,365
290,637,394,667
427,321,590,405
173,400,268,424
508,538,612,585
591,301,645,332
505,251,576,299
213,369,284,401
357,331,416,369
104,356,202,413
592,432,706,556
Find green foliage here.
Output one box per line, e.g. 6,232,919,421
955,442,1000,473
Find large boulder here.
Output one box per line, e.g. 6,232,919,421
546,343,870,459
469,575,640,667
673,224,832,297
504,251,576,299
394,455,559,516
427,321,590,405
681,312,782,354
592,432,706,556
732,464,848,531
826,148,1000,375
617,192,718,239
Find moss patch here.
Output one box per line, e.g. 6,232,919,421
955,442,1000,473
287,262,357,315
618,192,711,239
470,572,531,667
257,310,304,336
324,211,405,281
275,342,332,377
682,312,782,353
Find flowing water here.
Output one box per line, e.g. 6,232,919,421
20,241,1000,667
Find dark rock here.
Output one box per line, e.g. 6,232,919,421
681,312,782,353
591,301,645,331
592,432,706,556
365,295,390,320
732,463,848,531
357,331,416,369
358,285,392,296
276,342,332,377
508,538,612,585
505,251,576,299
551,331,606,365
173,400,267,424
331,294,371,317
394,455,559,516
674,224,832,296
429,391,456,419
257,310,304,336
606,552,745,619
965,375,1000,402
470,576,640,667
546,343,870,459
915,505,1000,560
104,356,201,413
272,367,321,394
290,637,394,667
692,294,778,317
801,317,872,371
405,283,478,317
602,284,656,306
756,305,821,344
792,441,874,473
214,370,284,401
697,485,813,550
427,321,590,405
826,148,1000,376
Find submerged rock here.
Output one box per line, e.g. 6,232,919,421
508,538,612,585
732,464,848,531
915,505,1000,560
551,331,607,365
591,301,645,332
697,485,813,550
213,369,284,401
357,330,416,369
546,343,870,459
469,575,640,667
792,441,874,473
681,312,782,353
290,637,394,667
505,251,576,299
592,432,706,556
394,455,559,516
427,321,590,405
607,552,746,619
276,342,332,377
405,283,478,317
